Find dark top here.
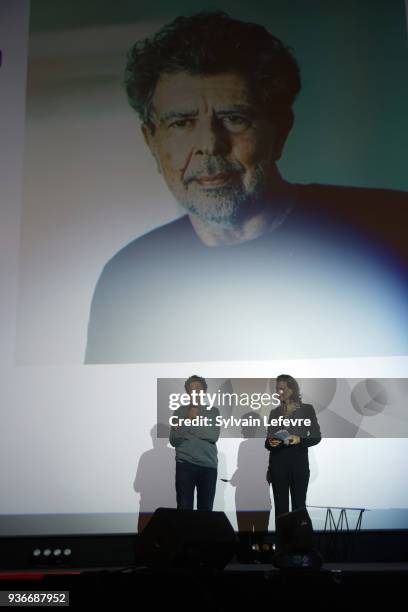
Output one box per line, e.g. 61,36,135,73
85,183,408,364
265,402,321,463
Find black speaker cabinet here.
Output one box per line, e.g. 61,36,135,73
136,508,238,570
276,507,314,554
274,507,322,569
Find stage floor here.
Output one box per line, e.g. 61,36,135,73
1,562,407,609
1,561,408,576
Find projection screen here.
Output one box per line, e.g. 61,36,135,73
1,0,408,536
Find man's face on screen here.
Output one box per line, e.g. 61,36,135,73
143,71,284,227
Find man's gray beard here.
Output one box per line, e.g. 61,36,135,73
180,173,267,229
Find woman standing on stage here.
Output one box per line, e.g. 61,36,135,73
265,374,321,519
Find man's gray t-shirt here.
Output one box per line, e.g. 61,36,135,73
169,405,220,469
85,184,408,363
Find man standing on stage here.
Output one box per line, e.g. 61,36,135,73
170,375,220,510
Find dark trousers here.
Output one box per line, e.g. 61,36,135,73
269,449,310,518
175,461,217,510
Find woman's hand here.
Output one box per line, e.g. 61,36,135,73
288,435,301,445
